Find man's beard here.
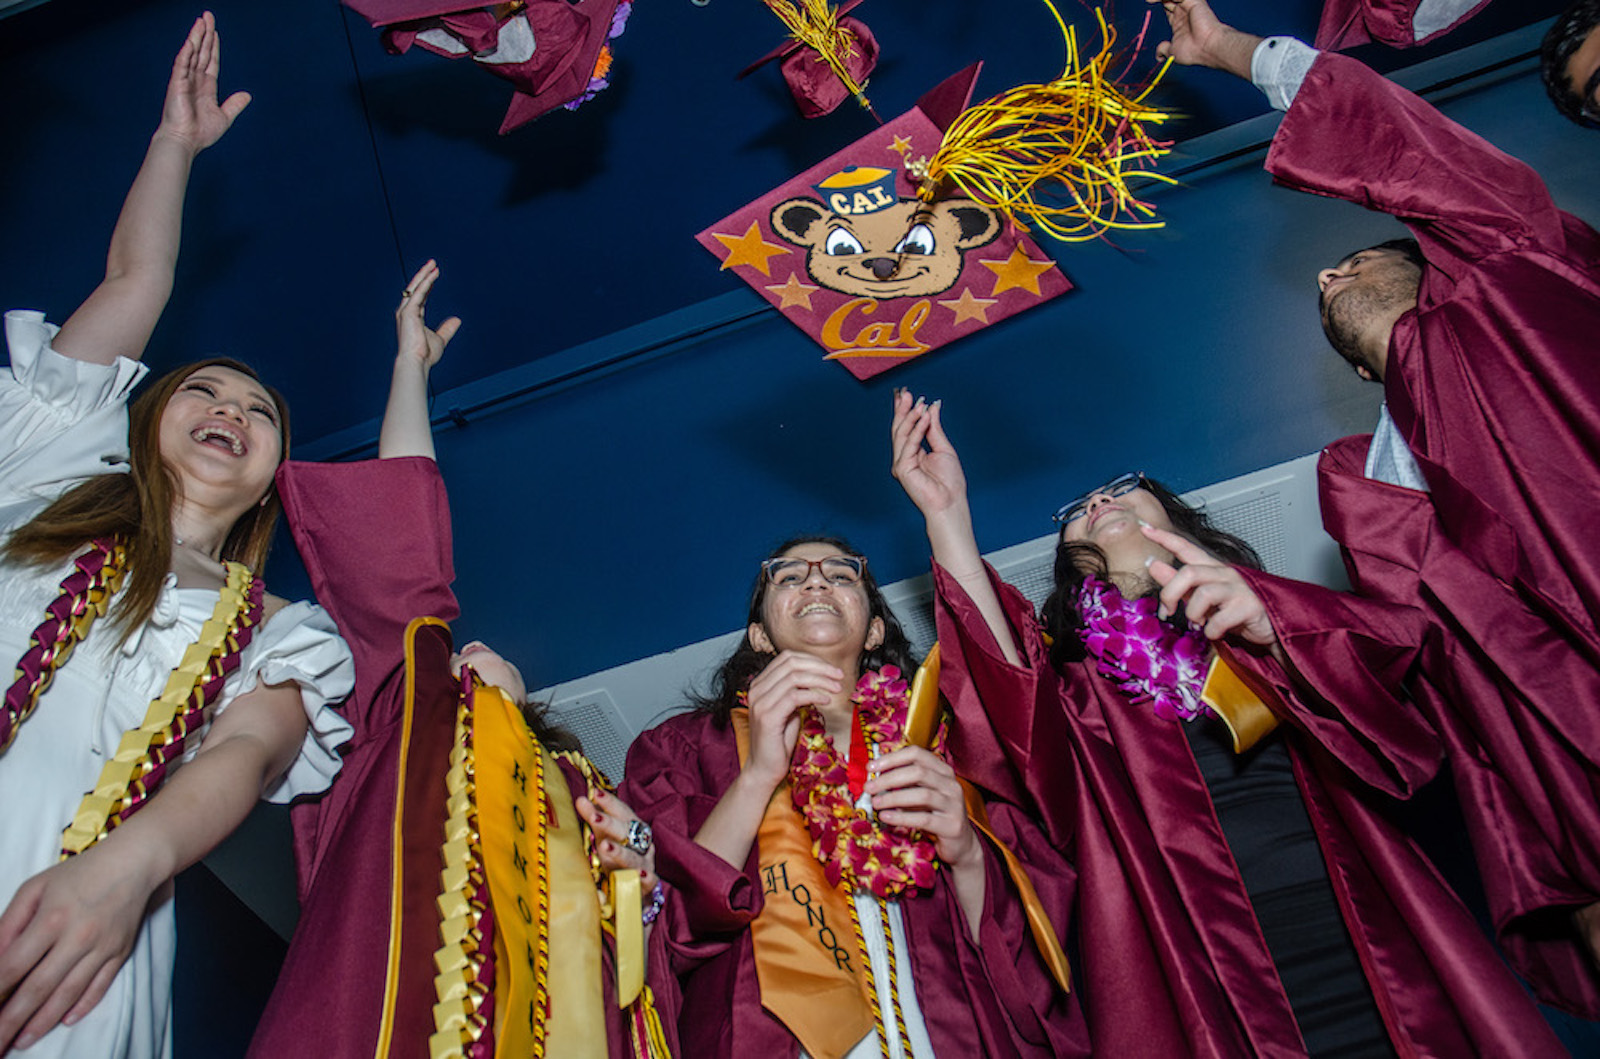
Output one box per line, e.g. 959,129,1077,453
1320,275,1417,378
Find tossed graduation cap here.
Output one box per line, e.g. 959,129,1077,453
344,0,632,133
698,4,1174,380
739,0,880,120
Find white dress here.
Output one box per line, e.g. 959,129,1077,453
0,311,356,1059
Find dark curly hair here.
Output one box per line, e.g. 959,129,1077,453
691,534,918,724
1542,1,1600,126
1038,477,1262,674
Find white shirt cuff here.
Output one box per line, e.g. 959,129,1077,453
1250,36,1319,112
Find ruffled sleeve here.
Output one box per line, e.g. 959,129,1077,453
225,600,356,802
0,310,147,511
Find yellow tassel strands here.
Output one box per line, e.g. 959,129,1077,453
762,0,875,115
911,2,1176,242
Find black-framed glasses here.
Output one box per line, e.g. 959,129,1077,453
1052,472,1145,525
761,555,867,587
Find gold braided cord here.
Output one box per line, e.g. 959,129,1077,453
528,736,552,1059
914,2,1176,243
763,0,874,114
846,891,916,1058
876,895,914,1057
60,560,261,858
428,678,500,1059
2,538,127,754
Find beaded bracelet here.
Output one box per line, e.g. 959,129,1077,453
640,880,667,926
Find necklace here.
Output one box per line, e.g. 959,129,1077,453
2,538,126,753
784,665,942,899
1077,576,1209,720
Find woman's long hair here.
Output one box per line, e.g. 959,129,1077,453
2,357,289,643
1038,477,1261,673
692,534,918,725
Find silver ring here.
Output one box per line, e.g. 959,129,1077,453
624,819,653,856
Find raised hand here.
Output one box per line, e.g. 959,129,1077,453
157,12,251,155
890,390,968,521
1148,0,1261,77
743,650,842,790
1143,523,1278,646
395,260,462,371
0,846,161,1052
577,789,658,891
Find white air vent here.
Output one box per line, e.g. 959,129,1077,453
544,688,634,785
538,452,1338,779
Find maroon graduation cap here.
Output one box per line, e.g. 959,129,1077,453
739,0,880,119
344,0,629,133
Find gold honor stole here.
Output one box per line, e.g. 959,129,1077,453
475,685,607,1059
1201,650,1280,754
377,618,611,1059
731,708,876,1059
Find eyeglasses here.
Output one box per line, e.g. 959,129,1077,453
1583,63,1600,125
1052,472,1145,525
762,555,867,587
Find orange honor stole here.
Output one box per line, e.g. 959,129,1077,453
732,708,877,1059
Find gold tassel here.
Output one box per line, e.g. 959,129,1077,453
762,0,875,115
912,2,1176,242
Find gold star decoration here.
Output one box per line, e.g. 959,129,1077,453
979,245,1058,296
887,135,914,160
766,273,820,311
713,222,790,276
938,287,999,326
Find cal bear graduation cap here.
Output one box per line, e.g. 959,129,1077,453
699,6,1174,379
343,0,631,133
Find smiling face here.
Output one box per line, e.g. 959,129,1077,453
1315,247,1422,380
450,640,528,703
769,196,1000,299
750,541,884,662
157,365,285,511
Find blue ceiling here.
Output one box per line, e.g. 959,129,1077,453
0,0,1565,443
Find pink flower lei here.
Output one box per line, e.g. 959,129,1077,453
783,666,942,899
1077,576,1210,720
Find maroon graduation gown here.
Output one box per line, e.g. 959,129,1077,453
1229,437,1600,1015
934,563,1561,1057
1267,52,1600,663
1313,0,1490,49
249,457,667,1058
619,709,1087,1058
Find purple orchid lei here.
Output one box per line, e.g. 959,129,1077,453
1077,576,1210,720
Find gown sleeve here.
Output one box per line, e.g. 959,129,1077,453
1265,52,1571,286
620,717,760,969
276,456,460,735
1227,567,1445,798
932,562,1079,852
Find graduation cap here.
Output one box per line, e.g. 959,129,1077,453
740,0,879,119
344,0,632,133
699,4,1173,379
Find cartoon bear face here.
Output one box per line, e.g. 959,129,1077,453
769,195,1002,299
